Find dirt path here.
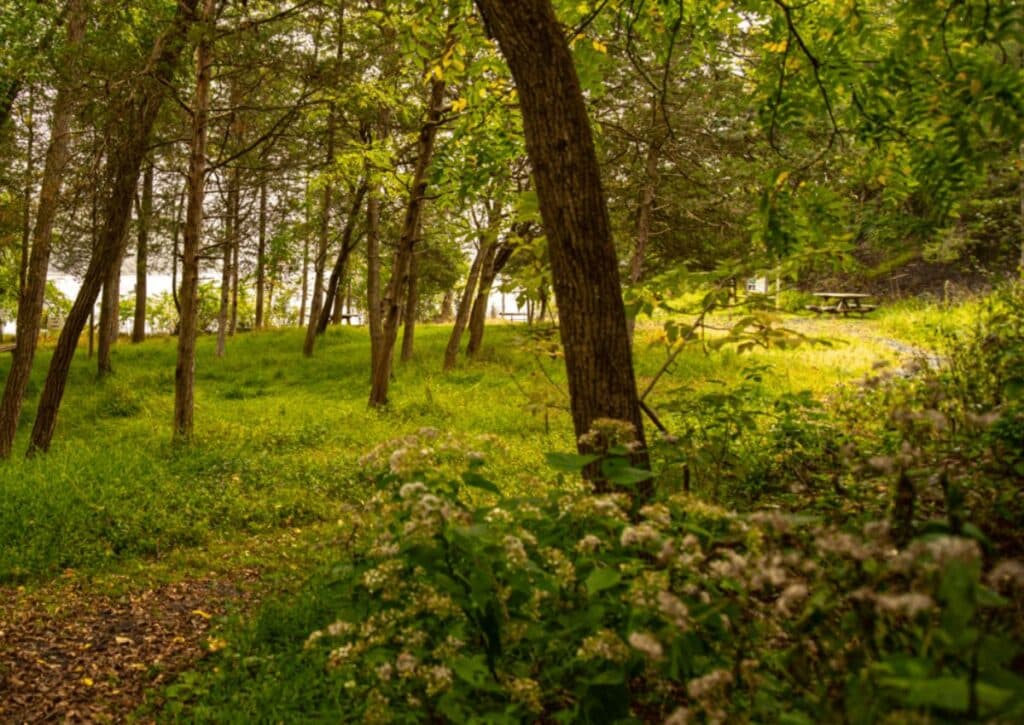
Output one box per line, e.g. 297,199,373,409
0,572,259,723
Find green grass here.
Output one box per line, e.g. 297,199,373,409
0,304,956,584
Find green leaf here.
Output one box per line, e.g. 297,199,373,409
452,654,490,687
462,471,501,495
545,452,599,472
585,567,621,595
601,458,654,486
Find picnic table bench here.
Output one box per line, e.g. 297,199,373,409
499,311,529,322
806,292,876,316
0,343,15,353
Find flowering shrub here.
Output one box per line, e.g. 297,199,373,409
293,424,1024,722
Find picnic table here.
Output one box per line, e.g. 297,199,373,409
0,343,15,353
806,292,876,316
499,311,529,322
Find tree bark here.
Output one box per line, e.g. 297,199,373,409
366,188,383,367
303,118,337,356
255,175,268,329
30,0,200,454
467,241,513,357
132,160,153,343
172,0,215,441
400,234,420,362
299,233,309,327
443,245,485,371
19,86,34,297
318,179,367,333
474,0,649,474
369,77,446,407
215,200,232,357
97,228,126,376
0,0,86,458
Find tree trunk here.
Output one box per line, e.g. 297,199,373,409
400,239,420,362
0,0,86,459
443,246,485,371
465,241,498,357
467,242,513,357
366,188,383,367
132,160,153,343
230,226,239,335
369,77,446,407
299,233,309,327
215,208,232,357
255,175,267,329
19,86,34,297
303,119,337,356
438,289,454,322
97,231,126,377
474,0,649,476
171,181,185,316
318,179,367,333
172,0,215,441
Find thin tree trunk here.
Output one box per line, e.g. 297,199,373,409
299,233,309,327
230,227,239,335
0,0,86,458
467,239,513,357
400,237,420,362
465,240,498,358
366,187,383,378
443,245,485,371
216,207,232,357
474,0,649,479
626,115,659,342
19,86,34,297
255,175,267,329
318,179,367,333
172,0,215,441
304,6,343,356
97,229,126,377
369,76,446,407
132,161,153,343
171,181,185,316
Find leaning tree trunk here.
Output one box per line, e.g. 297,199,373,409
474,0,649,474
173,0,216,441
369,77,446,407
467,242,513,357
318,179,367,333
303,112,337,356
30,0,201,455
0,0,86,459
132,160,153,343
442,247,485,371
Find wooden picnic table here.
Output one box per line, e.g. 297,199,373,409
806,292,876,316
499,311,529,322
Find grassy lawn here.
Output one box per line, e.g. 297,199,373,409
0,308,941,585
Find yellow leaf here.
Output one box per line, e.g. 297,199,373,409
81,677,94,687
192,609,213,620
591,39,608,54
970,78,982,95
763,39,788,53
451,97,468,113
774,171,790,189
207,636,228,652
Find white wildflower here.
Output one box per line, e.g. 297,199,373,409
628,631,664,661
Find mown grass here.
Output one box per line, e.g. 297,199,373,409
0,305,939,584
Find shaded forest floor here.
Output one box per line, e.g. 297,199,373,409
0,304,972,720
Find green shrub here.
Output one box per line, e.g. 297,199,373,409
171,426,1024,723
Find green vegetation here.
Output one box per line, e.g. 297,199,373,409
3,290,1022,722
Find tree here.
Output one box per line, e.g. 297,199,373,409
0,0,86,458
173,0,216,441
474,0,649,473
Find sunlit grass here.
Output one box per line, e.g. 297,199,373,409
0,299,965,583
